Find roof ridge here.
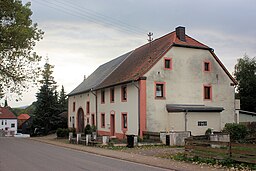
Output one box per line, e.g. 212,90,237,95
134,31,176,52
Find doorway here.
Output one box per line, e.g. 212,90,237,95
110,114,115,136
77,108,84,133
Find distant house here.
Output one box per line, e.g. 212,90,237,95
17,114,31,134
68,26,237,138
0,107,17,136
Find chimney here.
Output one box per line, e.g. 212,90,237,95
176,26,186,41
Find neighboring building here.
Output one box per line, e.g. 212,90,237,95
0,107,17,136
17,114,32,134
68,26,237,138
234,99,256,123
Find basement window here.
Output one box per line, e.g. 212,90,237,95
198,121,207,126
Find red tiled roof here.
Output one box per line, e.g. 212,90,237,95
18,114,30,120
97,31,214,88
0,107,17,119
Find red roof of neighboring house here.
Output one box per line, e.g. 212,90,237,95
18,114,30,120
0,107,17,119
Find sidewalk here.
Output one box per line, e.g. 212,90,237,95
31,135,226,171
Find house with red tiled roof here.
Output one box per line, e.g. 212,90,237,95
17,114,31,134
68,26,237,138
0,107,17,136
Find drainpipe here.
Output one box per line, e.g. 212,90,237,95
132,81,140,136
185,110,188,132
90,89,98,131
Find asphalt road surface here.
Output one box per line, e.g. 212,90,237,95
0,137,170,171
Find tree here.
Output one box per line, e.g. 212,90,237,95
0,0,43,98
234,54,256,112
59,85,68,112
33,62,59,133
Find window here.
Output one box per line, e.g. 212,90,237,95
86,101,90,114
5,120,7,125
122,113,127,129
204,85,212,100
101,90,105,104
155,82,166,98
198,121,207,126
11,123,15,128
101,113,105,128
73,102,75,112
91,114,95,126
110,87,115,103
121,85,127,102
204,61,211,72
70,117,71,122
164,58,172,70
1,120,3,125
72,116,75,128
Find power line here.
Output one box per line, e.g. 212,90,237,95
32,0,148,38
55,0,148,35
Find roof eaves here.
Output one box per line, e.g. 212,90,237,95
172,43,211,50
210,51,238,85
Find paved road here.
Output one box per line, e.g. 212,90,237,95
0,138,171,171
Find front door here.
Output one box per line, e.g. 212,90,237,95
77,108,84,133
110,114,115,136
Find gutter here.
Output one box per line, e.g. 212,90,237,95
90,89,98,132
132,80,140,137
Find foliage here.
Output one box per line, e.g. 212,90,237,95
234,55,256,112
69,128,76,135
223,123,248,142
205,128,213,136
58,85,68,112
32,62,61,133
84,124,92,135
56,128,69,138
246,122,256,138
11,102,36,116
0,0,43,98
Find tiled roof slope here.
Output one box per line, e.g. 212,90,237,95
0,107,17,119
69,28,237,95
18,114,30,120
96,31,211,89
68,51,133,96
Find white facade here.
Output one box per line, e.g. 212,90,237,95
144,46,235,135
68,83,139,138
68,28,236,137
0,119,17,135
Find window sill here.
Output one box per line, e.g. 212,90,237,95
155,97,166,100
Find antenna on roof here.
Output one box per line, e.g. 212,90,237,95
147,32,153,42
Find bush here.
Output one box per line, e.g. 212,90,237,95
223,123,248,142
84,124,92,135
205,128,213,136
56,128,69,138
69,128,76,136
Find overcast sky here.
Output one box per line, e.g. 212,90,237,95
4,0,256,107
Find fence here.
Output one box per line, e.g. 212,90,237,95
185,138,256,164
